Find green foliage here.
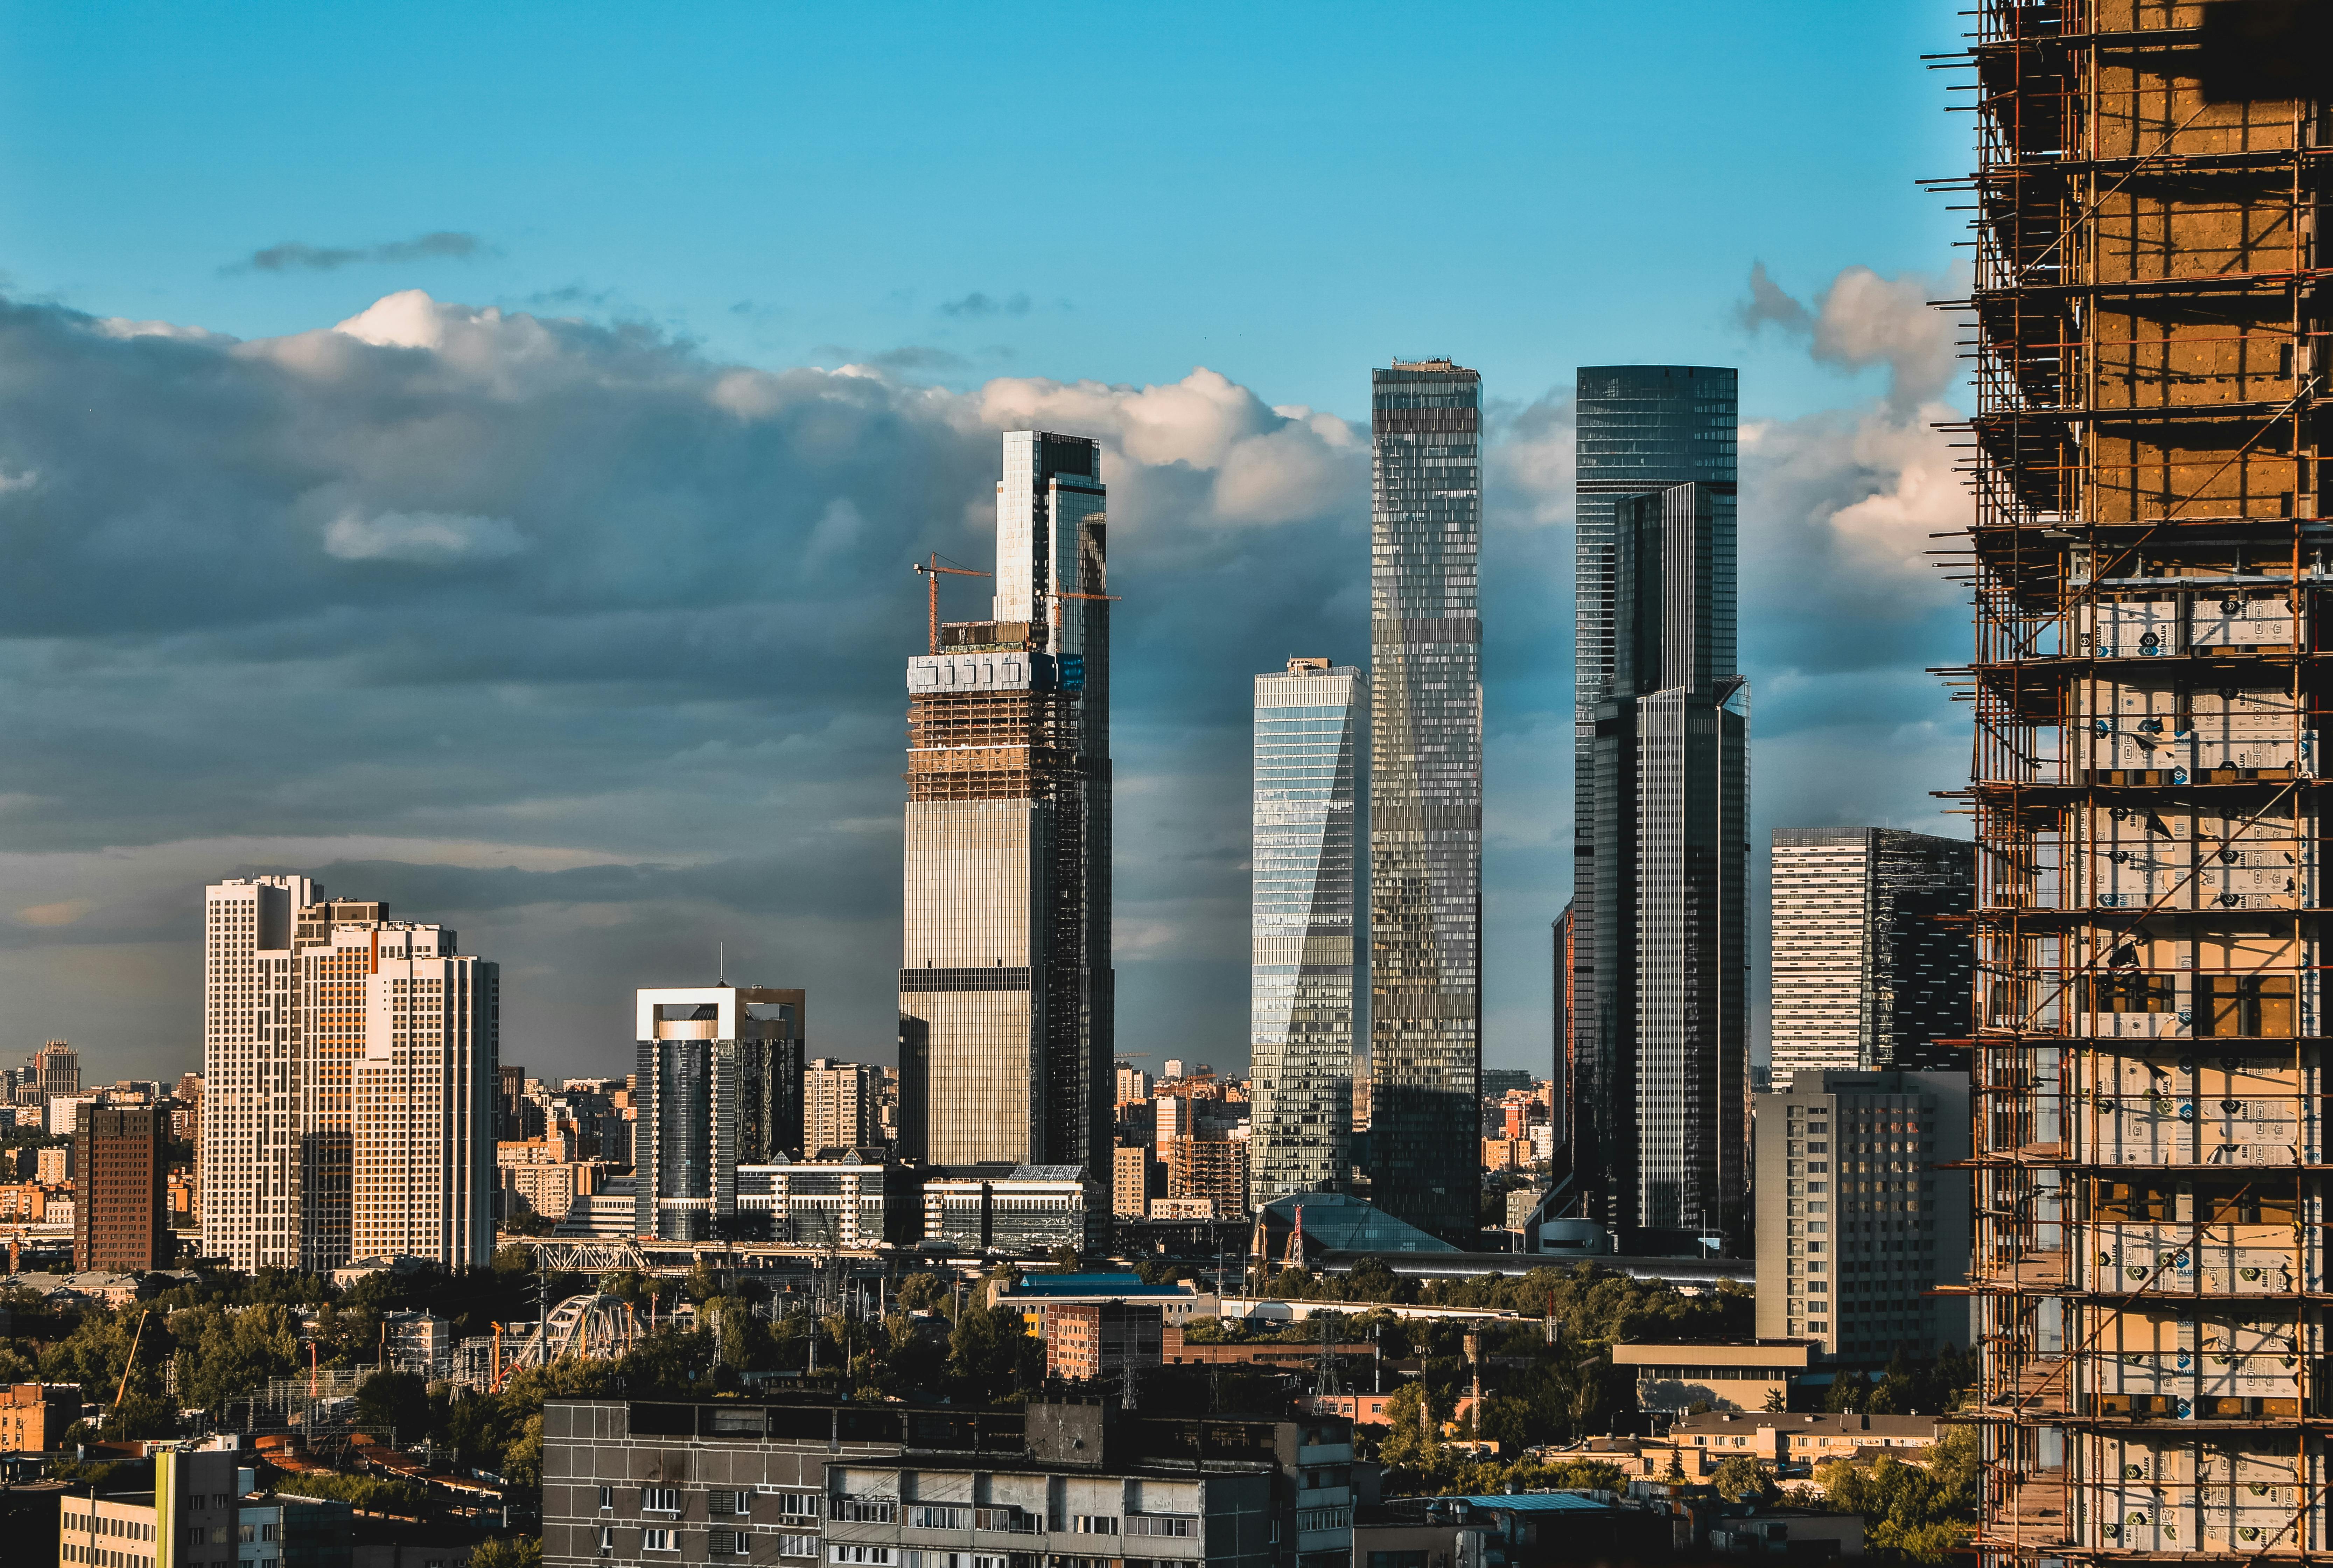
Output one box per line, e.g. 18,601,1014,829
271,1470,429,1514
946,1296,1042,1401
465,1539,544,1568
356,1371,431,1441
1710,1454,1779,1505
895,1273,950,1313
1815,1426,1978,1564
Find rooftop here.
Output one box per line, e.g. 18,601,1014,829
1007,1272,1190,1299
1440,1492,1619,1514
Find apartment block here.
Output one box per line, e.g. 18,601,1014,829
541,1398,1356,1568
200,875,317,1271
72,1105,167,1273
804,1057,884,1156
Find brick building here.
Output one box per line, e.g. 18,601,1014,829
73,1104,168,1272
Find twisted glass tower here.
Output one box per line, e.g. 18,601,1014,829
1248,658,1365,1208
1367,358,1482,1242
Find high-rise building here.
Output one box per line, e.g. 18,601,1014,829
1953,10,2328,1564
31,1041,78,1099
804,1056,882,1155
201,874,318,1271
632,985,806,1241
1367,358,1483,1242
1752,1070,1973,1362
297,900,421,1271
898,430,1112,1177
73,1103,169,1272
1249,656,1365,1210
1551,903,1574,1163
347,941,498,1267
1570,366,1745,1248
1770,828,1975,1081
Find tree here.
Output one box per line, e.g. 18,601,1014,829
1815,1426,1978,1565
468,1540,544,1568
1764,1387,1788,1413
896,1273,949,1313
356,1371,431,1444
1710,1454,1779,1505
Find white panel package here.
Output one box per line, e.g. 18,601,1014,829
2191,684,2310,772
2196,1315,2304,1403
2087,677,2193,774
2191,591,2300,650
2198,1443,2311,1554
2083,804,2192,911
2089,1054,2202,1162
2088,1436,2196,1552
2092,598,2185,657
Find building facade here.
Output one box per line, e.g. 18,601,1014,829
199,875,318,1271
1753,1069,1972,1362
349,946,498,1267
899,430,1113,1179
72,1105,167,1273
1367,359,1483,1242
1953,10,2331,1564
1770,828,1976,1080
632,986,807,1241
30,1042,77,1100
1570,367,1744,1248
734,1158,916,1247
1248,657,1365,1210
541,1398,1355,1568
804,1057,883,1156
920,1164,1099,1255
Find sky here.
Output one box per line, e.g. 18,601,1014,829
0,2,1979,1088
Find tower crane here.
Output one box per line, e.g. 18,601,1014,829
912,554,990,654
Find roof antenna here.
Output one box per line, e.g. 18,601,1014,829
719,941,726,985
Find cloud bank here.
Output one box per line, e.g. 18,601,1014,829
0,274,1966,1082
231,231,493,274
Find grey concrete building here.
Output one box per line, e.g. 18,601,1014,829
542,1398,1357,1568
1753,1069,1974,1363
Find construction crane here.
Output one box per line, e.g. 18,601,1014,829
912,554,990,654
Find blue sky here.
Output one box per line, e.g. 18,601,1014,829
0,2,1978,1085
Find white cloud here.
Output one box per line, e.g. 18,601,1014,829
1739,261,1966,407
323,509,526,564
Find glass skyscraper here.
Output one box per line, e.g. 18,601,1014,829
1248,657,1365,1209
1368,359,1482,1242
897,431,1113,1180
1571,366,1747,1248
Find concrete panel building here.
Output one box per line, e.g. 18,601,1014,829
1753,1069,1971,1363
199,874,318,1271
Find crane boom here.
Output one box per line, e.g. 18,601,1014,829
912,554,991,654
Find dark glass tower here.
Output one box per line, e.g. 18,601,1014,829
1367,358,1482,1242
1571,366,1746,1248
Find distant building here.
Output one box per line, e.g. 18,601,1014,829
736,1158,917,1247
803,1057,883,1155
1368,358,1485,1243
45,1097,99,1137
1166,1134,1248,1218
1114,1064,1153,1104
1770,828,1975,1078
1042,1302,1164,1383
1,1382,80,1453
497,1141,612,1225
922,1165,1099,1255
1754,1069,1974,1361
1248,657,1364,1212
35,1146,70,1185
66,1451,347,1568
1111,1143,1155,1220
1611,1340,1814,1413
72,1105,168,1273
632,985,807,1241
29,1041,78,1100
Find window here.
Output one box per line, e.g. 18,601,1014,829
911,1506,972,1530
709,1530,747,1556
644,1528,675,1553
830,1548,894,1565
1072,1517,1119,1536
643,1488,681,1514
598,1527,615,1552
779,1536,819,1560
1126,1517,1196,1539
777,1494,824,1521
599,1486,614,1511
710,1492,744,1518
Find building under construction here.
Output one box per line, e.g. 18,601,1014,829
1947,2,2328,1563
897,431,1114,1181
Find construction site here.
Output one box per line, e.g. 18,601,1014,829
1942,1,2328,1563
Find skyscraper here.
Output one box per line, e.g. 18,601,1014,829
898,430,1113,1177
1572,366,1746,1248
74,1104,168,1273
1367,359,1482,1242
31,1041,78,1099
349,944,499,1266
1769,827,1974,1081
633,985,806,1240
201,874,318,1271
1248,657,1365,1209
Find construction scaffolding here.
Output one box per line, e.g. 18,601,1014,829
1937,2,2328,1564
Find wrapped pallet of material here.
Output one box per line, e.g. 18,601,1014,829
2191,590,2300,651
2086,677,2192,775
2090,597,2184,657
2086,1435,2196,1552
2191,685,2310,774
2081,804,2192,911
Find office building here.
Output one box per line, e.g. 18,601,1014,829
803,1056,883,1155
1753,1069,1972,1363
921,1164,1099,1254
1955,12,2329,1563
898,430,1113,1178
632,985,807,1241
1570,366,1746,1248
541,1397,1357,1568
200,874,318,1271
1770,828,1975,1080
1367,358,1483,1242
1249,657,1364,1210
735,1157,916,1247
29,1041,77,1099
72,1105,168,1273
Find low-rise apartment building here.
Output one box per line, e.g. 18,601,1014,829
2,1384,80,1454
1670,1410,1943,1477
542,1398,1356,1568
1610,1340,1814,1413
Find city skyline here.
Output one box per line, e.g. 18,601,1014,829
0,16,1976,1089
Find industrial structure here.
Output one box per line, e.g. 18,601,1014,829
1368,359,1484,1242
898,430,1114,1180
1944,5,2330,1564
1249,656,1365,1208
